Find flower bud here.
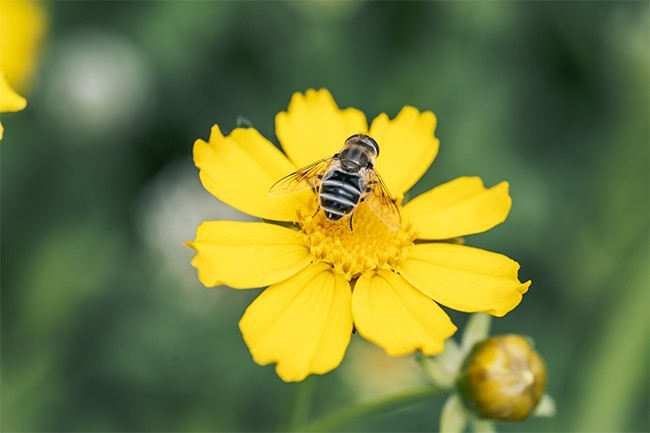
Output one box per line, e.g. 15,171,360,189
456,334,546,421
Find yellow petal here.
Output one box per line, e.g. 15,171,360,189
188,221,312,289
0,72,27,112
352,270,456,356
0,121,4,140
275,89,368,167
369,107,439,196
194,125,311,221
403,177,512,240
0,0,47,91
398,243,530,317
239,263,353,382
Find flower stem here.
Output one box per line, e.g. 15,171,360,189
287,377,316,432
300,386,446,432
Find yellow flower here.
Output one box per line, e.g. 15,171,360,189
0,0,46,140
188,89,530,382
0,0,47,91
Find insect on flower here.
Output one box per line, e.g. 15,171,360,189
269,133,401,230
188,89,530,382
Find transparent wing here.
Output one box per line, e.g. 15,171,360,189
364,168,401,231
269,156,336,197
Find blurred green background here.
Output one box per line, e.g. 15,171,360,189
2,1,648,432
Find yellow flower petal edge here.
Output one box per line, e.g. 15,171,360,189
193,125,311,222
398,243,530,317
275,89,368,168
187,221,313,289
352,270,457,356
0,72,27,112
0,71,27,141
403,177,512,240
370,106,439,196
239,263,353,382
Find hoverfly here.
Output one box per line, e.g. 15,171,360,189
269,134,400,231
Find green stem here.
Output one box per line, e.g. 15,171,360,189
287,377,316,432
300,386,446,432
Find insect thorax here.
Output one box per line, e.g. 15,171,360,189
338,144,374,172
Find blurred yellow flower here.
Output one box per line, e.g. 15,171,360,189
188,89,530,382
0,71,26,140
0,0,46,139
0,0,47,91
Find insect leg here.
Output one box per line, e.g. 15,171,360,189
364,180,377,194
307,174,325,219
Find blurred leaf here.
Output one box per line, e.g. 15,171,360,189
533,394,557,418
571,240,649,432
440,394,468,433
461,313,492,351
472,419,497,433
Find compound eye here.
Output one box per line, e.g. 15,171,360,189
366,136,379,156
345,134,380,156
345,133,362,144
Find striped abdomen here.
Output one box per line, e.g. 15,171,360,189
319,169,364,221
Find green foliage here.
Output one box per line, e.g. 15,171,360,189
2,1,648,431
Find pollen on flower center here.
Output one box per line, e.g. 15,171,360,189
298,202,417,280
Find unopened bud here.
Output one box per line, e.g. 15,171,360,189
456,334,546,421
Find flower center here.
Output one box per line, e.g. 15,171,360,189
298,200,417,280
